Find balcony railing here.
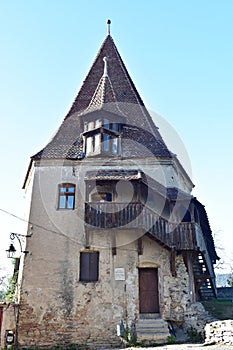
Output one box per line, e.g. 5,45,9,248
85,202,204,251
85,201,217,296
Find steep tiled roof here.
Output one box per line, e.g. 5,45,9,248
32,34,172,160
66,35,146,117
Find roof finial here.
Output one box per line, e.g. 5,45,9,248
107,19,111,35
103,56,108,77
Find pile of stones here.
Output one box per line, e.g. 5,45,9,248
205,320,233,345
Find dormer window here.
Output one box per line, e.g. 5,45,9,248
95,119,101,128
112,123,118,132
84,119,119,132
86,136,93,154
103,118,109,129
94,133,101,153
87,121,93,131
112,137,118,153
103,134,109,151
83,118,121,156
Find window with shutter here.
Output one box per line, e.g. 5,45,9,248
80,251,99,282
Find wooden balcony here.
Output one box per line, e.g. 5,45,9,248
85,202,204,251
85,201,217,297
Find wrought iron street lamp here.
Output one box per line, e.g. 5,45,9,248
6,232,32,258
6,243,17,258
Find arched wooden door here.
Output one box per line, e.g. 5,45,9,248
139,268,159,313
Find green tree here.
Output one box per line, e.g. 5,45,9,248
5,272,18,302
1,258,20,302
0,271,8,300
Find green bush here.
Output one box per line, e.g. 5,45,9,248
167,335,176,344
187,326,204,343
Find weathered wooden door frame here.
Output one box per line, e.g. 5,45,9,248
138,267,160,314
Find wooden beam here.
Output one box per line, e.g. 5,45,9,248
170,248,176,277
183,251,196,302
85,229,90,249
111,232,117,255
138,237,143,255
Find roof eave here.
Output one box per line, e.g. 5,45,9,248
22,159,33,189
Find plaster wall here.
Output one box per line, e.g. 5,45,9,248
16,162,193,348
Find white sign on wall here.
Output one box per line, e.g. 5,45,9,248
114,268,125,281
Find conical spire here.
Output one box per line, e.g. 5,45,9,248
31,29,172,160
65,34,146,118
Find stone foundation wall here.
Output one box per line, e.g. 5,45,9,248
18,296,122,348
205,320,233,345
163,256,216,338
163,255,191,322
184,302,216,334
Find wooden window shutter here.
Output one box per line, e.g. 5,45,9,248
80,252,99,282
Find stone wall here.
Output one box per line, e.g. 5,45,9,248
205,320,233,345
163,256,216,338
184,302,216,335
163,255,191,323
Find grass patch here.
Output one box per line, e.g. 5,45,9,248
202,299,233,320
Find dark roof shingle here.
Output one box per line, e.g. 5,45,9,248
32,34,171,160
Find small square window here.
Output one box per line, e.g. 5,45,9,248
80,252,99,282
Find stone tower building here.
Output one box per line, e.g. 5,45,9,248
1,22,218,349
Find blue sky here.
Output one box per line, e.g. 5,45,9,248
0,1,232,274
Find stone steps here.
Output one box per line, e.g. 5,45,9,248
136,317,170,344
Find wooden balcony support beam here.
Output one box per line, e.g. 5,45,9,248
170,247,176,277
111,232,117,256
183,251,196,302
